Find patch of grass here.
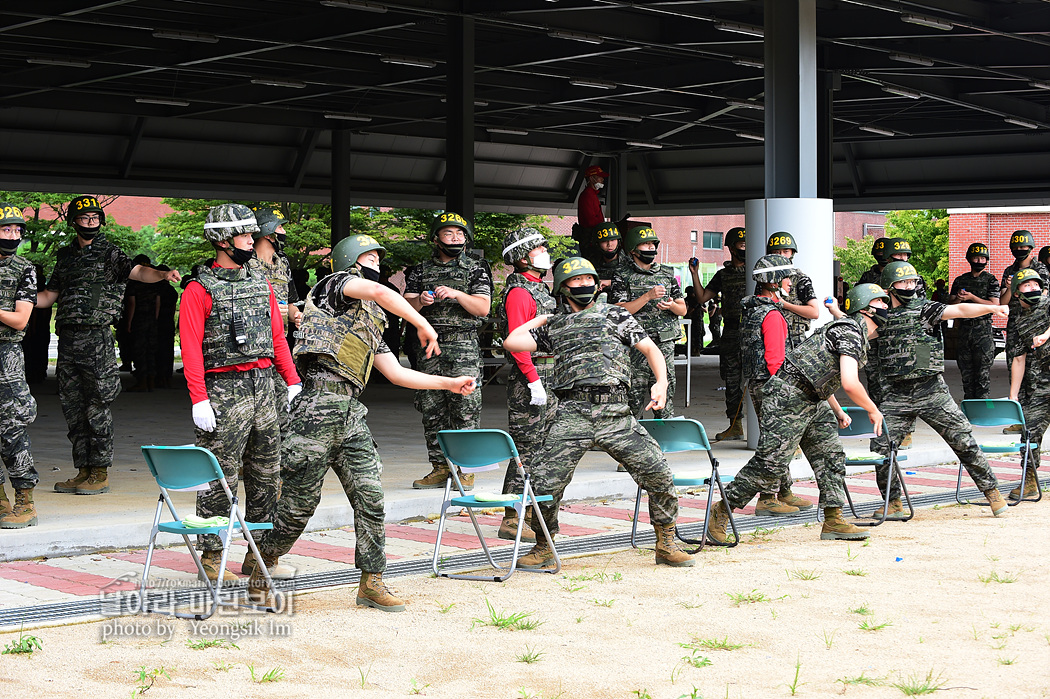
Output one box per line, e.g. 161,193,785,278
889,669,947,696
248,664,284,683
836,672,884,687
784,654,804,696
996,656,1016,665
2,627,42,656
845,545,859,561
558,580,586,593
680,635,747,652
849,603,872,616
408,678,431,695
186,638,238,651
132,666,172,695
748,526,783,541
676,597,704,609
472,599,542,631
970,624,980,641
357,663,372,689
680,651,713,668
677,687,704,699
516,646,544,664
786,568,821,580
438,602,456,614
212,662,235,672
726,589,770,606
842,568,868,577
592,598,616,608
631,690,653,699
978,571,1017,584
820,628,836,650
858,618,893,632
574,615,585,624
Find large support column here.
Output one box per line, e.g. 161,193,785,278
331,128,352,246
609,154,628,221
446,15,475,218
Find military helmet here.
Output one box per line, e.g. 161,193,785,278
0,202,27,233
1011,267,1045,294
501,227,546,265
66,195,106,226
844,283,889,316
965,242,989,261
752,254,794,285
724,226,746,249
1040,246,1050,266
871,237,889,261
884,237,912,258
1010,229,1036,251
203,203,259,243
766,231,797,254
332,234,386,273
429,212,473,242
251,205,288,240
553,256,597,292
881,260,920,288
624,225,659,252
595,222,620,243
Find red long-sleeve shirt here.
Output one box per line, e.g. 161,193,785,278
762,309,789,377
577,185,604,228
505,274,545,383
179,265,300,405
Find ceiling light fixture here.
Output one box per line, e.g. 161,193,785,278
152,29,219,43
547,30,604,45
726,99,764,110
380,55,437,68
889,53,935,67
251,78,307,88
320,0,387,11
859,124,895,136
625,140,662,149
26,56,91,68
732,58,764,69
901,14,953,31
324,112,372,122
486,127,528,136
735,131,764,142
440,98,489,106
1004,117,1039,129
569,78,616,89
1028,80,1050,91
882,86,922,99
714,22,764,38
600,112,643,122
135,97,190,106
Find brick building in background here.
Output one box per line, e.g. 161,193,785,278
947,207,1050,290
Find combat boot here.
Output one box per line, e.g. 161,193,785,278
705,500,732,545
899,433,914,449
497,511,536,542
984,489,1008,517
412,464,450,489
820,508,869,541
653,523,695,567
1002,423,1023,434
241,551,296,579
872,498,908,520
517,539,556,569
54,468,89,493
356,572,405,612
199,550,239,584
457,471,474,491
0,489,38,529
76,468,110,495
0,484,11,518
1008,469,1040,500
777,489,814,510
755,495,800,517
715,420,744,441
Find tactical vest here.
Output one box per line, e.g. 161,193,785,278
784,317,869,400
718,263,747,336
547,300,632,391
495,273,556,339
294,270,387,390
1013,295,1050,373
618,261,681,342
740,295,784,381
594,253,624,281
953,272,996,331
784,270,812,342
196,264,274,370
877,300,944,380
417,255,486,331
246,252,292,306
0,254,34,342
53,236,127,328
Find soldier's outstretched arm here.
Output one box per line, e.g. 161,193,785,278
373,352,476,394
689,260,716,304
1008,354,1026,402
35,289,58,308
0,300,33,332
826,395,851,429
635,336,668,411
941,302,1008,321
344,277,440,357
839,355,883,436
503,314,548,353
782,298,820,320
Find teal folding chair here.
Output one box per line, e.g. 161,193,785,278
139,446,281,619
837,406,914,525
433,429,560,581
632,419,738,551
959,399,1042,506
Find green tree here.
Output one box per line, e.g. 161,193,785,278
833,234,878,285
885,209,949,289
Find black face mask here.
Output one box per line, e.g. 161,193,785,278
277,232,287,246
1013,248,1032,260
437,241,465,258
1021,289,1043,305
225,245,254,266
867,308,888,328
731,248,746,262
74,225,99,240
893,287,917,302
635,250,658,265
565,284,596,306
602,249,619,261
0,238,21,255
969,262,987,273
359,265,381,283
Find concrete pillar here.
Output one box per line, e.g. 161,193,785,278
331,128,351,245
446,15,475,218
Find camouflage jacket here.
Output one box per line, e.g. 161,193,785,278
608,260,683,343
404,253,493,333
0,254,37,343
47,233,133,329
949,271,999,331
537,299,645,391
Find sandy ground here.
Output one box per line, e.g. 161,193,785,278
2,501,1048,699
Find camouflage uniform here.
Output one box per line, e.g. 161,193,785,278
1009,295,1050,467
949,271,999,399
246,251,298,437
721,319,868,510
262,270,390,573
527,300,678,535
1002,261,1050,410
609,260,683,418
707,262,747,420
404,253,492,467
859,263,927,406
783,269,817,347
47,233,133,477
874,300,999,499
0,254,39,490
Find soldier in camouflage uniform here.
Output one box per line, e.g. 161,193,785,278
949,243,999,399
610,225,686,419
766,232,821,347
691,227,747,440
0,204,40,528
494,228,557,542
405,213,493,490
1005,269,1049,499
589,222,624,290
740,254,813,516
504,257,694,569
708,284,890,544
871,261,1009,519
250,235,475,611
35,196,181,496
178,203,302,583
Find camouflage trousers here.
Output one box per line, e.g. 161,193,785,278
414,338,482,466
1019,376,1050,473
628,339,676,419
719,335,743,421
723,376,848,510
955,324,994,400
56,326,121,473
747,380,792,494
0,342,38,489
875,375,998,499
528,397,678,536
502,362,556,499
195,368,280,551
262,381,387,573
273,370,290,440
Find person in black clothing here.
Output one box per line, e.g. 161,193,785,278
153,265,179,389
20,264,52,384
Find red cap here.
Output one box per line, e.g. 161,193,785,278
585,165,609,178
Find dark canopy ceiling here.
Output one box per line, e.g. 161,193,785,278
1,0,1049,214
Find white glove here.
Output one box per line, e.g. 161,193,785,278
287,383,303,404
192,400,217,432
527,379,547,406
